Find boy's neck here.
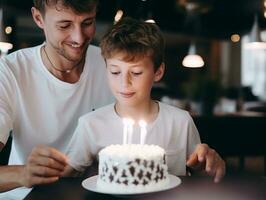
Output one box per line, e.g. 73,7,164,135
115,100,159,123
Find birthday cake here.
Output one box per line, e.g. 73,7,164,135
97,144,169,193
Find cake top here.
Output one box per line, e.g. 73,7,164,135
99,144,165,160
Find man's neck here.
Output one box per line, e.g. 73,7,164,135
41,46,85,83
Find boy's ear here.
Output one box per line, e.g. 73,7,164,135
154,63,165,82
31,7,45,29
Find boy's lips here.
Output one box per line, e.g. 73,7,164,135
119,92,135,98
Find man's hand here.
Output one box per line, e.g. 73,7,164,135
186,143,226,183
20,145,68,188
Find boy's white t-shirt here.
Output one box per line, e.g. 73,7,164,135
67,102,201,175
0,43,114,165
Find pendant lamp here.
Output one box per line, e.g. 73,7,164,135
182,42,204,68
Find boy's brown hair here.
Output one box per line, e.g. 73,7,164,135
100,17,165,70
33,0,98,15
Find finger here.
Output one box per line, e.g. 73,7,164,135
214,166,225,183
205,149,216,173
30,176,59,186
186,152,198,166
29,156,66,171
196,144,209,162
35,146,68,165
30,165,63,177
214,161,226,183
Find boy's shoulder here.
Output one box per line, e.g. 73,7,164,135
79,103,115,123
158,101,191,119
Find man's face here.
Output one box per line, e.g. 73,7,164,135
34,4,96,64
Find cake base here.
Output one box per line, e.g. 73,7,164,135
97,176,169,193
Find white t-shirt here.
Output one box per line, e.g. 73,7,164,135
0,43,114,165
67,102,201,175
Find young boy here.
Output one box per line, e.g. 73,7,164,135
64,17,225,182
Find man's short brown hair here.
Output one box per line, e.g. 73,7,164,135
100,17,165,70
33,0,98,15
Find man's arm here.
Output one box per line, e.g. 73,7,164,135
0,142,23,192
0,145,68,192
61,165,82,177
0,142,4,152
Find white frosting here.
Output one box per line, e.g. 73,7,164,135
99,144,165,160
97,144,169,193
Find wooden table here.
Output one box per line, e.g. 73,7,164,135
25,175,265,200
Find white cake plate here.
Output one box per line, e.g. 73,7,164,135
82,174,181,196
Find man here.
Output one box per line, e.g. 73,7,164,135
0,0,114,192
0,0,225,193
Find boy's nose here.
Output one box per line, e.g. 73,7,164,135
121,73,132,88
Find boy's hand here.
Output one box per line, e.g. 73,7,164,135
21,145,68,188
186,143,226,183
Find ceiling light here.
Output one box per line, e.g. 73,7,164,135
182,43,204,68
231,34,240,42
244,15,266,49
5,26,12,34
145,19,156,23
0,9,12,55
114,9,123,24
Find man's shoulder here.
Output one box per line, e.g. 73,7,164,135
0,45,41,75
85,45,105,69
86,44,101,56
1,45,40,64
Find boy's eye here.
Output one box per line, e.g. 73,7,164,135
131,72,143,76
110,71,120,75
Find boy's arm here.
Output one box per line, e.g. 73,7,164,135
186,143,226,183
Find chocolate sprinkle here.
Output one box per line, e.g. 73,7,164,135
146,171,152,180
133,180,139,185
122,170,127,177
113,166,118,174
135,159,141,164
109,174,114,182
137,170,144,180
129,166,135,176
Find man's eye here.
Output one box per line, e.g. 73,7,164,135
59,24,70,29
83,21,94,27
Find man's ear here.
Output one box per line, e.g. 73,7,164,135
154,62,165,82
31,7,45,29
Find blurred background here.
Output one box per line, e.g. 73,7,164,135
0,0,265,175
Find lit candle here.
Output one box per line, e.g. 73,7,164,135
139,120,147,145
122,118,129,145
127,118,135,144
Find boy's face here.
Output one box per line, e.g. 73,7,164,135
32,4,96,64
106,53,164,107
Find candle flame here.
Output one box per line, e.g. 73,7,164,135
138,120,147,127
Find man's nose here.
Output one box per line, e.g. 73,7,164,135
70,26,85,44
